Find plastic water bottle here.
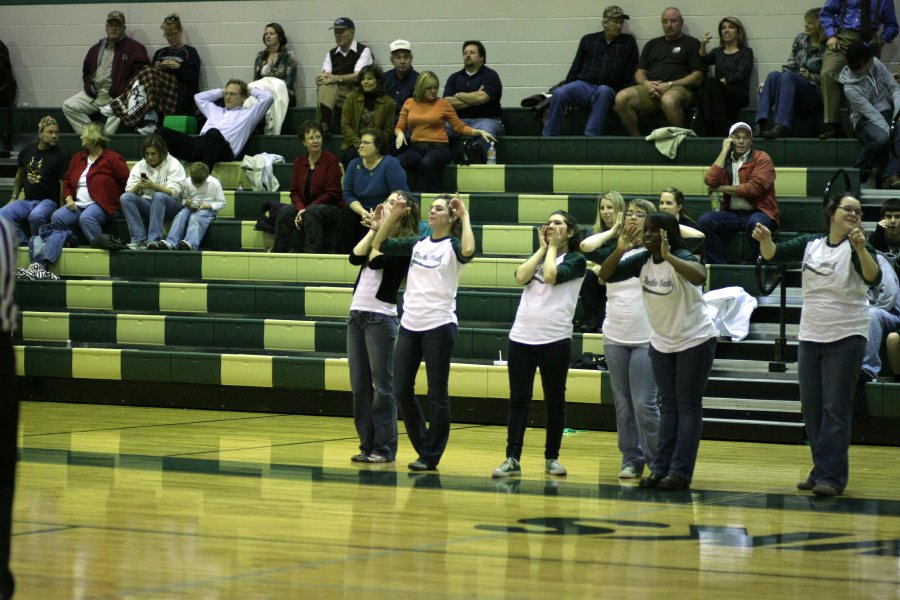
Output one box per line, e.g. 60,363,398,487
710,191,721,211
486,142,497,165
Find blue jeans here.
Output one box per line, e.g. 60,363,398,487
542,81,616,136
649,337,716,482
393,323,458,468
0,199,57,246
33,203,111,264
347,310,400,459
755,70,821,128
855,111,900,178
120,191,182,243
606,341,659,473
166,207,216,249
505,338,571,461
798,336,866,492
861,307,900,379
447,117,502,160
698,209,778,264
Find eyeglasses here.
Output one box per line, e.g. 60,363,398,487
837,205,862,216
305,135,323,142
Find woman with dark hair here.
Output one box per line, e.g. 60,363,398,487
754,9,826,139
373,194,475,471
695,16,754,136
348,190,421,464
254,22,297,105
395,70,496,192
102,13,201,134
120,133,187,250
492,210,586,478
658,187,698,229
577,191,626,333
753,192,880,496
23,122,128,280
341,64,396,169
338,128,409,252
272,121,343,253
599,211,718,491
582,199,661,480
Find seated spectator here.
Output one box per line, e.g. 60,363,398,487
119,134,187,250
384,39,418,116
658,186,699,229
754,9,826,140
396,71,495,192
699,122,779,264
250,22,296,135
0,38,15,156
339,128,409,251
62,10,149,135
542,5,638,137
315,17,373,134
443,40,503,160
577,190,625,333
861,199,900,381
695,17,753,136
839,41,900,187
340,64,395,169
272,121,343,253
23,122,128,280
614,7,703,137
153,163,224,251
101,13,201,135
1,117,67,264
158,79,272,172
869,197,900,255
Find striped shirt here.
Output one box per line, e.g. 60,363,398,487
0,219,17,333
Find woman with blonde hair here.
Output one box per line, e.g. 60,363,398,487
578,191,625,333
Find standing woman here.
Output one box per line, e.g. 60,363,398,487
492,211,586,478
599,212,718,490
373,194,475,471
696,17,754,136
582,199,660,479
578,191,626,333
348,190,420,464
341,64,396,169
753,192,880,496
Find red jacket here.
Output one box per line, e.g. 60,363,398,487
290,150,344,210
63,149,130,215
704,148,780,226
82,36,150,98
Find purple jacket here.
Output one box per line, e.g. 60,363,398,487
81,36,150,98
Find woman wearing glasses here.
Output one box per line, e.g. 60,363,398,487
753,193,880,497
581,199,660,480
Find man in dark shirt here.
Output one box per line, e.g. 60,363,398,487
315,17,374,134
0,116,67,252
614,6,704,136
443,40,503,158
384,39,418,116
543,5,638,137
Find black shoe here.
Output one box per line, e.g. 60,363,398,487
658,474,690,490
762,124,790,140
320,120,331,135
819,124,845,140
408,459,436,472
796,478,815,491
752,121,765,137
812,483,841,496
639,473,664,488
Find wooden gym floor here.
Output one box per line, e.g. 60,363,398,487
10,402,900,599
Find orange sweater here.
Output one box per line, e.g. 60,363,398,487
396,98,474,144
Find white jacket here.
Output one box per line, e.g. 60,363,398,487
125,156,187,199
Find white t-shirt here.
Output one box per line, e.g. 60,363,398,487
611,248,718,353
382,235,470,332
509,252,586,345
603,248,653,345
75,160,95,208
350,265,398,316
182,176,226,212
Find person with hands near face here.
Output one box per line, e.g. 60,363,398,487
374,194,474,472
577,191,626,333
695,17,754,136
754,192,880,496
599,212,718,491
492,211,586,479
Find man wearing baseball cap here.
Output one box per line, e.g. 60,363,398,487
699,121,780,264
384,39,418,115
315,17,373,134
62,11,149,134
543,6,638,137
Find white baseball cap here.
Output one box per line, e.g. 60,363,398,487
390,39,412,53
729,121,753,137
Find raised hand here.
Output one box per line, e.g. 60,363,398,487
659,228,671,260
848,227,867,252
751,223,772,243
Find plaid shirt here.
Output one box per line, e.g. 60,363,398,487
566,32,638,90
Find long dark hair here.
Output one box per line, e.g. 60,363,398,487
433,194,463,238
548,210,582,253
263,22,288,49
645,212,687,253
358,64,386,96
390,190,420,238
660,186,692,220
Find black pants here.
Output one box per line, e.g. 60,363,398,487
160,127,235,173
695,79,749,137
578,270,607,332
0,333,18,599
272,203,342,253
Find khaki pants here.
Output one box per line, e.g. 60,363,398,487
62,89,121,134
315,83,353,122
820,30,879,124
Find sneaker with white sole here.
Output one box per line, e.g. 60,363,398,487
126,241,147,250
178,240,194,251
618,465,640,479
545,459,567,476
136,122,158,136
492,457,521,478
99,104,115,117
157,240,174,250
25,262,58,280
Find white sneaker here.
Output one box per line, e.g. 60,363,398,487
136,122,158,135
492,457,521,478
99,104,114,117
545,459,567,476
618,465,640,479
126,241,147,250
